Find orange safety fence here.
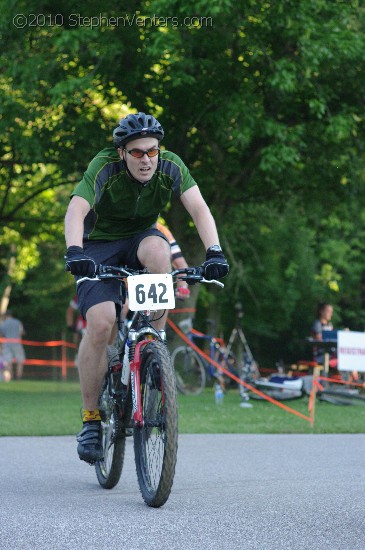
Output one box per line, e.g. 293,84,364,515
318,376,365,388
0,337,76,348
308,373,365,413
166,317,314,425
7,322,357,426
0,337,77,379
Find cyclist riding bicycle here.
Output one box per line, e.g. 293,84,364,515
64,112,229,464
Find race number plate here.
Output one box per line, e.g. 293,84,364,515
127,274,176,311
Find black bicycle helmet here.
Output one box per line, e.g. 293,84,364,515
113,112,164,148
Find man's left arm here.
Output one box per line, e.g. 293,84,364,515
180,186,220,249
180,187,229,280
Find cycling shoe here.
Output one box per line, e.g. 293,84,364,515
76,421,103,464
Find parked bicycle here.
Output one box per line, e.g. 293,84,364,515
171,321,238,396
77,264,223,507
172,301,309,401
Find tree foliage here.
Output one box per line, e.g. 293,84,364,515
1,0,365,363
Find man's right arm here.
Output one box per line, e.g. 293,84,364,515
64,196,96,276
65,196,91,247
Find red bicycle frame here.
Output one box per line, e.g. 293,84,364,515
130,337,166,427
130,340,146,426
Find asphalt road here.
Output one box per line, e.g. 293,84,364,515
1,433,364,550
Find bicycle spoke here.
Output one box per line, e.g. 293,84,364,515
134,341,178,507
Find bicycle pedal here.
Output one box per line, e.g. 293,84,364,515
79,456,97,466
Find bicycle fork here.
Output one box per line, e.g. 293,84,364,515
129,336,166,429
130,341,144,427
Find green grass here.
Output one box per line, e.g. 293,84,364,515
0,380,82,436
178,389,365,434
0,380,364,436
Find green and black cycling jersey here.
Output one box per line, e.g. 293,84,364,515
71,148,197,241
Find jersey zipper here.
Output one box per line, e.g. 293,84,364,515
133,184,145,217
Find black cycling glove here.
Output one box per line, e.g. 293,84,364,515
203,245,230,280
65,246,96,277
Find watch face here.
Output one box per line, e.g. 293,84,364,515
209,245,222,253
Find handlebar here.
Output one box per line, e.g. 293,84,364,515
76,265,224,288
98,265,146,277
170,266,223,286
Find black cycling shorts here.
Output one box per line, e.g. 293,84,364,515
76,228,168,319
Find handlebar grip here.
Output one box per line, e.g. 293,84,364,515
180,266,205,285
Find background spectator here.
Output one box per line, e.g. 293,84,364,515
0,310,26,380
312,302,334,340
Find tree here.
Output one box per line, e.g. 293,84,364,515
1,0,365,367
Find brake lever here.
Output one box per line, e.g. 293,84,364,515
178,274,202,285
201,278,225,288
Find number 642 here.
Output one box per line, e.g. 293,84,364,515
135,283,168,305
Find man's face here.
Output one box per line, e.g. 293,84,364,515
119,137,159,183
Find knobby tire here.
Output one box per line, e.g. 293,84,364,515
95,346,132,489
134,341,178,507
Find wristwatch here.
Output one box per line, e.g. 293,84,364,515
207,245,222,253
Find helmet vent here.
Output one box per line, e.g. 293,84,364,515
113,112,164,147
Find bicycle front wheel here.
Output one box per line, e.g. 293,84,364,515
171,345,206,395
134,341,178,507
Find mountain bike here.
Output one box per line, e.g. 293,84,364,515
170,323,237,395
77,264,223,507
